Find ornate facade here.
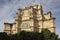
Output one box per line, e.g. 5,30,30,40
4,4,55,34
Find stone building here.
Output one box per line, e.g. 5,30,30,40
4,4,55,34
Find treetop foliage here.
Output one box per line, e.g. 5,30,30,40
0,29,60,40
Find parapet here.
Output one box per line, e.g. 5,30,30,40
18,4,42,10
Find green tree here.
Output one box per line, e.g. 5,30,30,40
41,29,58,40
0,32,9,40
41,29,51,40
50,33,58,40
0,29,59,40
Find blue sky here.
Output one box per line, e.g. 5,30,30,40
0,0,60,37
